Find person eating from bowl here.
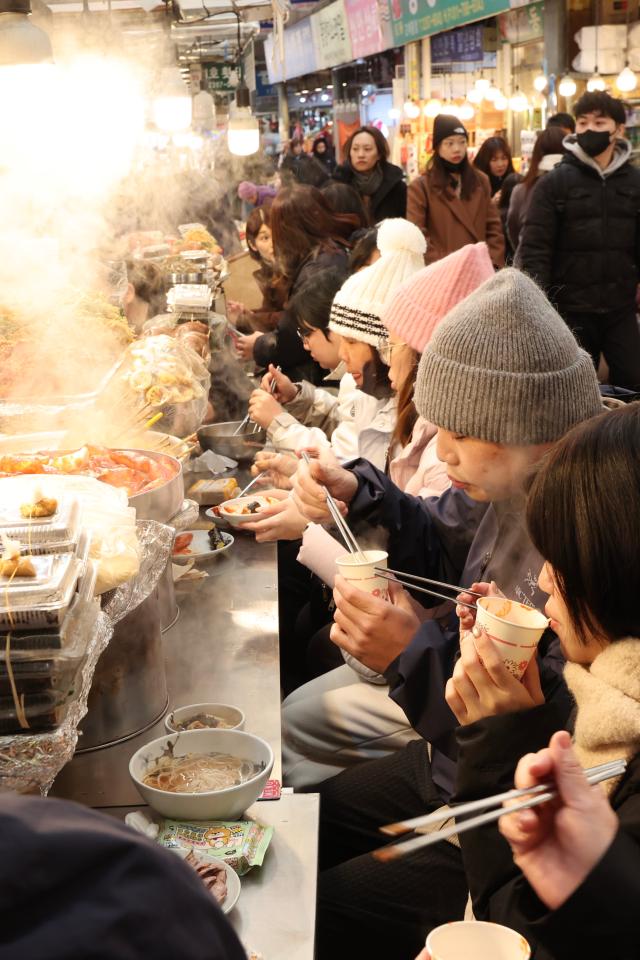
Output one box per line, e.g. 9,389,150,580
291,267,605,959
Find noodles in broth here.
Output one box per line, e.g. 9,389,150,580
143,751,263,793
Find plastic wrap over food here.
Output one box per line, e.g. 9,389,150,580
169,499,199,532
0,607,113,794
102,519,174,626
118,335,211,438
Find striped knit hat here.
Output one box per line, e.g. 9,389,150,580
329,219,426,349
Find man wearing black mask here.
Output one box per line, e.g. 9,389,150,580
518,91,640,388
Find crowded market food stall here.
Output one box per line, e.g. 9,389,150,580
0,204,318,956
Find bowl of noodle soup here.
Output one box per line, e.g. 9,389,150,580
129,729,274,819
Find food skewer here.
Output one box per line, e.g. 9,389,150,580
374,759,627,862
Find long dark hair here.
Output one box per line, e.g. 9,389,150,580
427,152,481,202
473,137,515,181
389,346,419,451
522,127,567,193
289,268,348,339
342,125,390,171
527,404,640,643
321,181,369,230
270,185,361,280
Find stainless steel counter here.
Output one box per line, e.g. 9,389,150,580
52,504,319,958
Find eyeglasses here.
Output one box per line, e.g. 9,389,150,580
379,341,404,365
296,328,312,344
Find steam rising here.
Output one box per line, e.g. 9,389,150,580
0,26,267,437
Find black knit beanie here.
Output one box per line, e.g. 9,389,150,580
432,114,468,150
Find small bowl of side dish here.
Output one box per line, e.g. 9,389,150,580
218,495,280,528
165,703,245,735
129,728,274,820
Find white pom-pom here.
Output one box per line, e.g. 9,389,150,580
377,218,426,257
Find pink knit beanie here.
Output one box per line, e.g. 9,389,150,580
382,242,494,352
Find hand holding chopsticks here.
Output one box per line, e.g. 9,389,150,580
299,452,366,559
292,449,359,524
374,757,627,862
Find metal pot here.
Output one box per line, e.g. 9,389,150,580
197,421,266,462
76,585,168,751
126,449,184,522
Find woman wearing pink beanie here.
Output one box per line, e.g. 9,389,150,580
283,242,496,789
384,242,494,500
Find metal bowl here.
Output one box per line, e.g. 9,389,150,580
124,449,184,522
197,421,266,462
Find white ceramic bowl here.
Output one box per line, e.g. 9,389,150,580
218,495,278,528
129,728,274,820
165,703,245,734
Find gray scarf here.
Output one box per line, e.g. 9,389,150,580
352,164,384,196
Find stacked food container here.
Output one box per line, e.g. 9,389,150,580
0,496,96,735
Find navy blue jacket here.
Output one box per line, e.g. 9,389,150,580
346,460,571,798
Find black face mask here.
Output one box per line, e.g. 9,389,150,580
440,155,466,174
577,129,613,158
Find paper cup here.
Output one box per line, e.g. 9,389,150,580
427,921,531,960
335,550,389,601
475,596,549,679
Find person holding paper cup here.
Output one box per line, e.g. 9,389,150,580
291,269,609,960
447,404,640,960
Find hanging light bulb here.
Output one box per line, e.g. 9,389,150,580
467,87,483,104
616,64,637,92
533,72,548,92
558,74,577,98
494,94,508,111
227,83,259,156
485,84,502,102
587,70,606,92
423,97,442,117
459,101,475,121
509,87,529,112
403,99,421,119
152,68,192,134
474,75,490,94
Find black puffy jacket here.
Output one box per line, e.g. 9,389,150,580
333,161,407,222
517,142,640,314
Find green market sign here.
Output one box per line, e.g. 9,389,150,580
388,0,511,44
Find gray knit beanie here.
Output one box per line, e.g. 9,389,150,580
414,268,603,444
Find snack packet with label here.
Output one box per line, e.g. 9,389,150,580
157,818,273,876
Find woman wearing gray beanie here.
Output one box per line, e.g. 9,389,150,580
292,267,604,960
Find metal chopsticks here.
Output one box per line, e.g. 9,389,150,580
300,451,366,560
373,569,477,611
233,366,281,437
373,759,627,862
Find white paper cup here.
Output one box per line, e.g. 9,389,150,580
426,921,531,960
475,596,549,679
335,550,389,601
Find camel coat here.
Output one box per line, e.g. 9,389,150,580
407,167,505,268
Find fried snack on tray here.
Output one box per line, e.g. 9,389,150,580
20,490,58,519
0,536,36,578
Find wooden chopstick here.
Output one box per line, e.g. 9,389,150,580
374,569,476,611
373,760,627,862
380,759,625,837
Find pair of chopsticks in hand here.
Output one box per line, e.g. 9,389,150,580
233,366,282,436
373,758,627,862
300,451,368,561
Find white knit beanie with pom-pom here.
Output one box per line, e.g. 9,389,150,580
329,218,427,349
